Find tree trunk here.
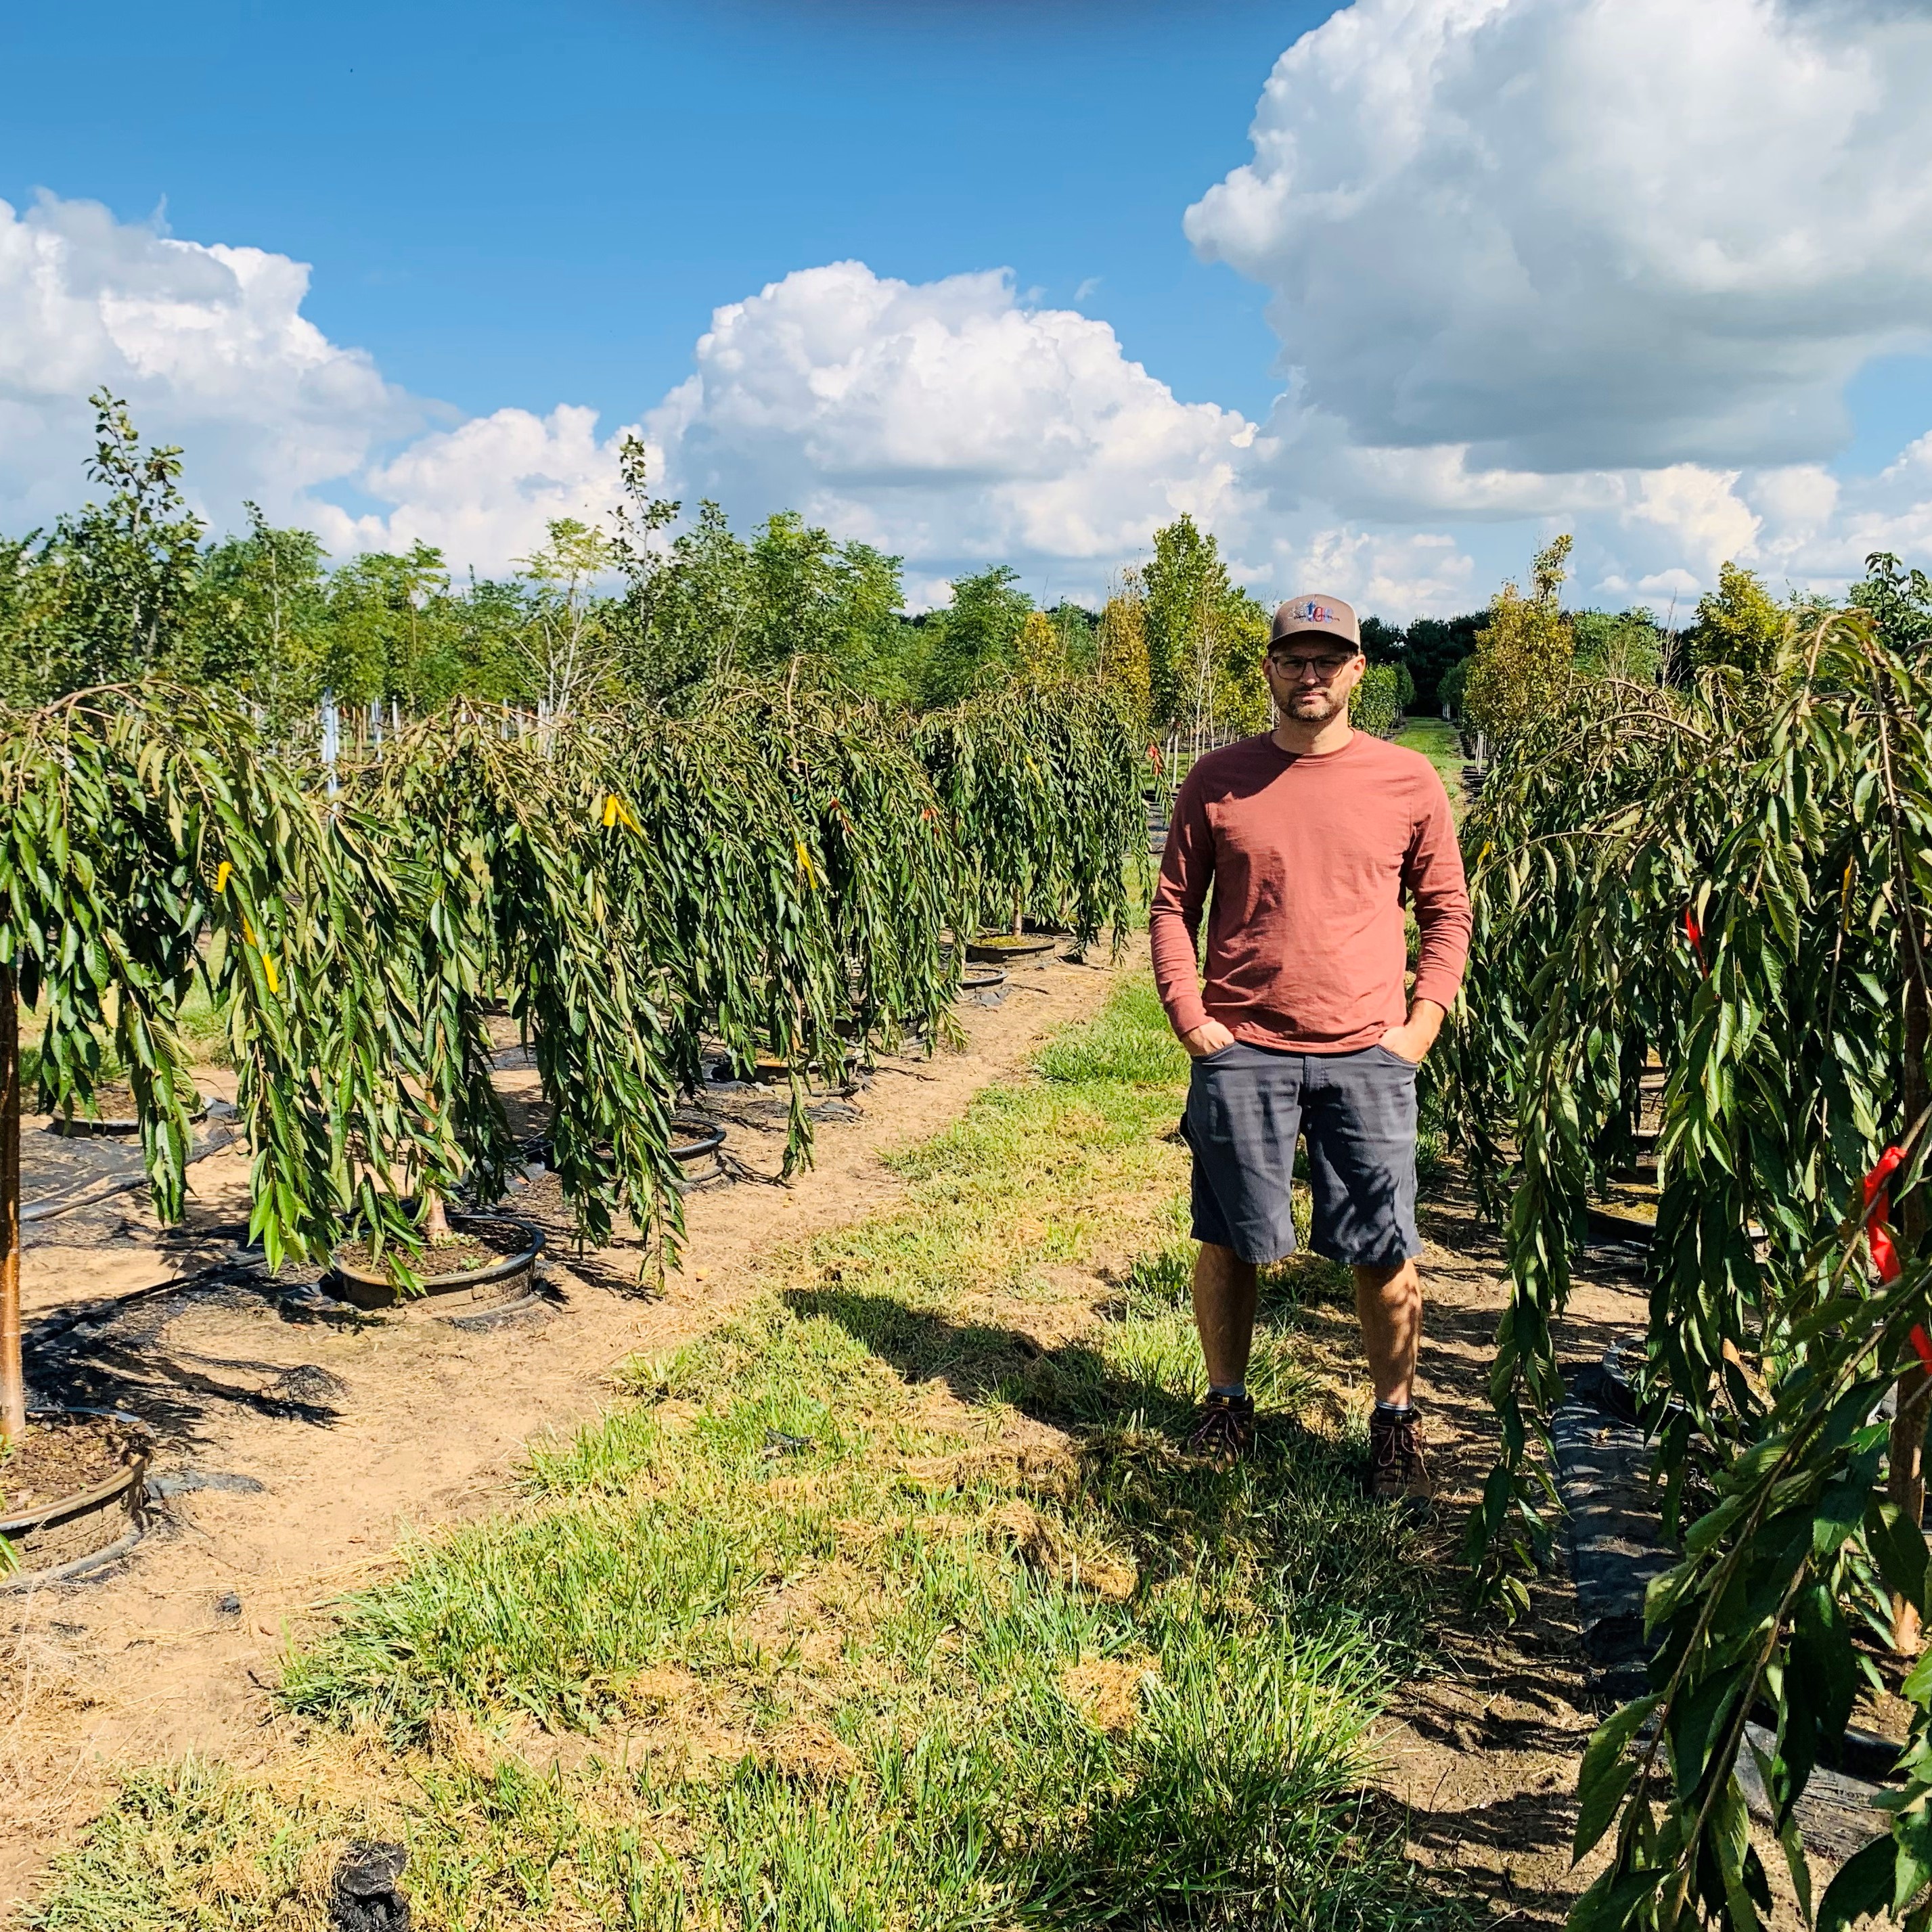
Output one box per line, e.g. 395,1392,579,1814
1,970,24,1443
1889,948,1931,1651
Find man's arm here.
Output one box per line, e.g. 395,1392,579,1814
1383,776,1472,1063
1148,771,1229,1056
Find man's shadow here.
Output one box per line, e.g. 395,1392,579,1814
782,1263,1393,1588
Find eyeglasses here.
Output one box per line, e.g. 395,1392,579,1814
1267,652,1355,680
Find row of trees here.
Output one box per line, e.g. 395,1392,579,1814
2,392,1571,751
1450,537,1931,746
0,670,1145,1444
1444,533,1932,1927
33,394,1900,767
0,397,1274,739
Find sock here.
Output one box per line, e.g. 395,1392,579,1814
1209,1383,1248,1403
1373,1399,1414,1422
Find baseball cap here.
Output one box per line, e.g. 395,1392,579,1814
1270,594,1360,650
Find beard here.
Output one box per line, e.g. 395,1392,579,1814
1284,688,1347,722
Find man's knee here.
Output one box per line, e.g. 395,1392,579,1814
1353,1257,1420,1303
1196,1241,1257,1284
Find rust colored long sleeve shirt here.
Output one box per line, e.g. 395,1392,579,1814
1148,731,1471,1052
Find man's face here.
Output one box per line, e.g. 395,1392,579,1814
1264,638,1366,725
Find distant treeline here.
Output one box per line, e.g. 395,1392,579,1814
16,392,1907,741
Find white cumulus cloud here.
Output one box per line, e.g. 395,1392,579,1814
647,261,1260,589
316,405,650,570
1186,0,1932,474
0,191,413,533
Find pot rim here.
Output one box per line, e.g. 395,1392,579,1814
667,1117,727,1161
966,935,1056,961
0,1406,153,1535
328,1211,545,1293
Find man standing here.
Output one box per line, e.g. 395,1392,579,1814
1148,595,1470,1502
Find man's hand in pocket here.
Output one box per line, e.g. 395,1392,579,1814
1181,1020,1237,1058
1377,999,1447,1066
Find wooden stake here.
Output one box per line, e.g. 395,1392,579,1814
1,969,24,1443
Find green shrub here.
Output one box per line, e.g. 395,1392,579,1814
1349,662,1405,739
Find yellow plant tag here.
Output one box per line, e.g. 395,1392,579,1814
215,860,232,895
795,838,816,886
263,952,279,995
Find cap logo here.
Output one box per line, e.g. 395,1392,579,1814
1289,601,1339,625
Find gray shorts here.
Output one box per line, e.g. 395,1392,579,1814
1181,1041,1420,1267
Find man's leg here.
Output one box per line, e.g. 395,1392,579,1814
1192,1241,1259,1391
1180,1042,1303,1466
1188,1240,1259,1464
1354,1256,1422,1407
1303,1052,1433,1504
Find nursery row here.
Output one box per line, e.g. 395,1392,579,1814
1443,608,1932,1930
0,675,1146,1436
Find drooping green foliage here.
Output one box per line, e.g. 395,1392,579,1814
0,686,424,1270
1443,611,1932,1926
914,683,1143,949
2,665,1140,1301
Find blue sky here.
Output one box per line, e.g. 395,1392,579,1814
3,0,1931,619
2,0,1303,421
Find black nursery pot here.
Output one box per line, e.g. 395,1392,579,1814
326,1212,544,1316
965,933,1056,965
961,968,1008,1008
669,1114,728,1192
0,1407,152,1590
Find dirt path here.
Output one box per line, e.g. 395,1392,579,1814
1378,1191,1650,1925
1,951,1123,1912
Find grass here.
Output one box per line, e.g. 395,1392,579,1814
30,975,1466,1932
1393,719,1464,816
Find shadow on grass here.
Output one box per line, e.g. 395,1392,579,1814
786,1283,1188,1433
784,1284,1424,1628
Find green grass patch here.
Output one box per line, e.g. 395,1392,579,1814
32,976,1464,1932
1393,718,1464,814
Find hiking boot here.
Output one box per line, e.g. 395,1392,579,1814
1186,1390,1256,1468
1368,1406,1435,1508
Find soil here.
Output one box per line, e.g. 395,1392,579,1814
0,947,1123,1910
1,1418,142,1519
1370,1188,1624,1925
331,1219,534,1282
969,933,1056,955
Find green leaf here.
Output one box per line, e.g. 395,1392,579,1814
1575,1694,1661,1860
1819,1829,1906,1932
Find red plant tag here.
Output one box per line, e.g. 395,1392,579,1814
1866,1146,1908,1286
1684,905,1707,974
1910,1325,1932,1374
